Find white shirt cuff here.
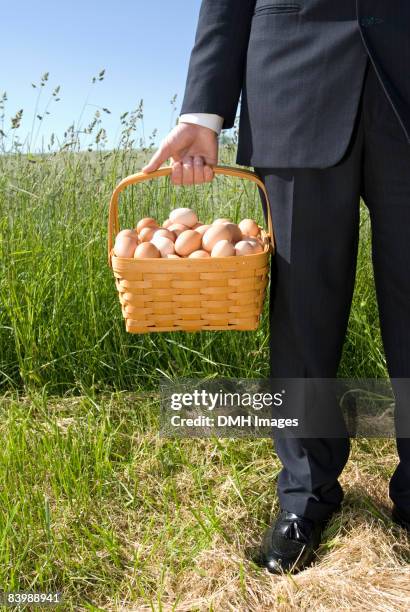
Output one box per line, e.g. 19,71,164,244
178,113,224,135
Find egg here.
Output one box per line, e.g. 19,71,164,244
235,240,256,256
116,228,138,241
250,241,263,253
151,236,175,257
211,240,236,257
246,236,264,252
238,218,260,237
175,230,202,256
202,225,233,252
162,219,174,229
168,223,189,236
213,218,231,225
223,223,243,244
114,235,137,258
169,207,198,228
136,217,158,234
134,242,160,258
139,226,157,242
194,224,211,236
153,228,176,242
189,249,210,259
166,253,181,259
192,222,203,229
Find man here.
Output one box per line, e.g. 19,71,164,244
143,0,410,574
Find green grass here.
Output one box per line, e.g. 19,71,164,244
0,148,277,394
0,394,407,611
0,146,386,395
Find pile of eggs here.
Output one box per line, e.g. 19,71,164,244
113,208,265,259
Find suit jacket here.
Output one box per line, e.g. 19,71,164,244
180,0,410,168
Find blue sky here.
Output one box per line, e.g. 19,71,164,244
1,0,204,150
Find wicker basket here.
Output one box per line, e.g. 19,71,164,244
108,165,275,333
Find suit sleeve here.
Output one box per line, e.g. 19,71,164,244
180,0,256,130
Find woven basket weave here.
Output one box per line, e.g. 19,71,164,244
108,165,275,333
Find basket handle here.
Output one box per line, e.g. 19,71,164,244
107,165,274,265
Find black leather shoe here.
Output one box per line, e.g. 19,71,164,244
261,510,328,574
392,506,410,532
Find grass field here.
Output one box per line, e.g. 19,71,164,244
1,95,408,609
1,395,409,610
0,145,386,394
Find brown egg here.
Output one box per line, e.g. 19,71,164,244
213,218,231,225
192,222,203,229
202,225,233,252
211,240,236,258
139,226,157,242
116,228,138,241
153,228,176,242
168,223,189,237
235,240,256,256
136,217,158,234
249,241,263,254
114,235,137,258
134,242,160,258
169,207,198,228
162,218,174,229
194,224,211,236
175,230,202,256
189,249,210,259
223,223,243,244
246,236,264,252
166,254,181,259
151,236,175,257
238,218,259,237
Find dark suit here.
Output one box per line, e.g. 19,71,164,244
181,0,410,167
181,0,410,520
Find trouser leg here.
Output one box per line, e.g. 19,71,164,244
362,63,410,513
255,90,364,521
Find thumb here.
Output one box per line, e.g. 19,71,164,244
142,142,171,173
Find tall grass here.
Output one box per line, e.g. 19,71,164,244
0,73,386,395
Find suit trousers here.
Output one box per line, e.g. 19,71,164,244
255,60,410,521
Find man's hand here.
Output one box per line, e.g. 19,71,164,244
142,123,218,185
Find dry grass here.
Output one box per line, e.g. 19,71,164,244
114,498,410,612
146,525,410,612
111,494,410,612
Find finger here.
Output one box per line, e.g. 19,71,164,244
171,161,182,186
203,165,214,183
181,156,194,185
193,156,205,184
142,142,170,173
